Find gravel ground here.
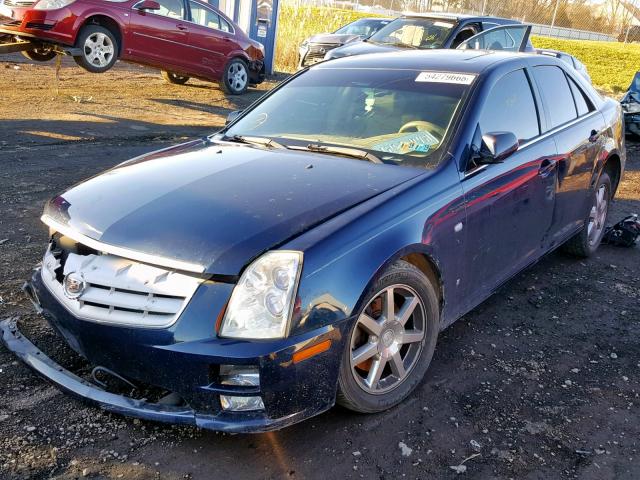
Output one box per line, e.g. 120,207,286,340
1,55,639,480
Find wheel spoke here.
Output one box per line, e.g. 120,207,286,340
351,343,378,365
384,288,395,321
358,312,383,336
402,329,424,344
389,352,406,378
365,357,385,389
397,296,418,326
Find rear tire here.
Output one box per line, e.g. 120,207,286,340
337,261,439,413
562,172,612,257
161,70,190,85
220,58,249,95
21,47,56,62
73,25,118,73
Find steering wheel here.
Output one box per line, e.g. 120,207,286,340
398,120,445,138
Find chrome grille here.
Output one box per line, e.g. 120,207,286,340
302,43,338,66
4,0,36,7
41,246,201,328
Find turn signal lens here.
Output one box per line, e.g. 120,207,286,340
292,339,332,364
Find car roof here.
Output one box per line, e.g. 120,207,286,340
314,49,529,75
350,17,393,21
400,12,519,23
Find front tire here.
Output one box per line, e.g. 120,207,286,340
220,58,249,95
21,47,56,62
73,25,118,73
337,261,439,413
563,171,612,257
161,70,190,85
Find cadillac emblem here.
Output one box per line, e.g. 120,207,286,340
63,272,86,299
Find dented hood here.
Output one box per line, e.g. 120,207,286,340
43,141,422,276
306,33,362,45
326,40,401,59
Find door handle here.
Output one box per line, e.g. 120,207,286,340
538,158,557,177
176,24,188,31
589,129,601,143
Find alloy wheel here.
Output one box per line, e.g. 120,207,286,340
587,184,608,246
350,284,426,394
83,32,114,68
227,62,248,92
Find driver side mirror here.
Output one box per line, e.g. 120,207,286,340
135,0,160,11
225,110,243,125
474,131,519,164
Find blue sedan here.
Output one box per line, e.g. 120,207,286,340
1,45,625,432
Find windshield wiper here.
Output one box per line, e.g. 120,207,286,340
289,144,383,164
225,134,286,149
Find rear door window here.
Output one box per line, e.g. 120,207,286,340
189,1,230,31
479,69,540,143
534,65,578,128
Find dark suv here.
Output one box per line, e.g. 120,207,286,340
325,13,528,60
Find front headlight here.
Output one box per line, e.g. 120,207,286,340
34,0,75,9
220,251,302,339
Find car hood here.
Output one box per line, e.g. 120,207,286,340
43,141,423,276
306,33,362,45
327,40,401,59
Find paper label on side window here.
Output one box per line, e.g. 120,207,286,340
415,72,476,85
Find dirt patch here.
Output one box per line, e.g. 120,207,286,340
1,56,639,480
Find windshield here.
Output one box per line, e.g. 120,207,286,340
334,18,392,37
368,17,455,49
224,68,469,168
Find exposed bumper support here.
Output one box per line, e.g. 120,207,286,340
0,34,81,56
0,39,32,54
0,318,325,433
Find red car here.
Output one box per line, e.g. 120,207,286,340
0,0,265,94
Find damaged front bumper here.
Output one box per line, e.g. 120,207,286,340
624,113,640,137
1,269,347,433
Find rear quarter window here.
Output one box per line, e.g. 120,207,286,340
567,75,593,117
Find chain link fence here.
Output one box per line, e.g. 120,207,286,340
301,0,640,42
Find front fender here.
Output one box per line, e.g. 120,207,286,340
71,8,127,46
284,159,467,336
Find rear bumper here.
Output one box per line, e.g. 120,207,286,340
3,268,349,433
248,59,265,84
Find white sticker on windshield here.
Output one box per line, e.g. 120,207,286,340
415,71,476,85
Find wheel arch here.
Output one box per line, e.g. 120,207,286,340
353,245,445,323
79,15,124,56
602,153,622,197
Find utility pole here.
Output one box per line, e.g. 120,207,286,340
623,0,638,44
551,0,560,27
